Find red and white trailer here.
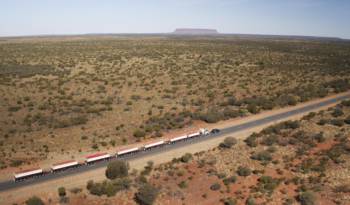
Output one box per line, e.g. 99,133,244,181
85,153,111,163
144,140,165,149
170,135,187,143
14,168,43,181
187,132,200,138
51,160,79,171
117,147,139,156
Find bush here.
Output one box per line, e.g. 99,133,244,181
330,119,344,127
224,198,237,205
341,100,350,107
334,184,350,193
237,166,251,177
256,176,280,194
58,187,66,197
247,104,259,114
219,137,237,149
25,196,44,205
223,176,237,185
105,160,129,180
210,183,221,191
135,183,159,205
246,196,256,205
332,108,344,117
344,116,350,124
133,129,146,138
199,110,223,123
181,153,192,163
297,191,316,205
251,151,273,162
178,181,187,189
245,133,258,147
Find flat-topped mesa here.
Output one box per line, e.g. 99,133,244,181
173,28,219,35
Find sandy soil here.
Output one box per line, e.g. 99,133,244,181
0,91,349,204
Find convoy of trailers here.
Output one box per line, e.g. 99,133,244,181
13,128,210,181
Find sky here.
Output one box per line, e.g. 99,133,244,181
1,0,350,39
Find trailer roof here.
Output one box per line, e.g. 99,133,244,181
86,152,108,159
15,167,41,174
52,160,77,166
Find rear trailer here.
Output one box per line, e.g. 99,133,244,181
51,160,79,171
85,153,111,163
14,168,43,181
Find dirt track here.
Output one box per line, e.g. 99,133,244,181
0,91,349,204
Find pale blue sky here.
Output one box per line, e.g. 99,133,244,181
1,0,349,38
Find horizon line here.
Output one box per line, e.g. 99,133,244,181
0,32,347,41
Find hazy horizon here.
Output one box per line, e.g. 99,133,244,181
1,0,350,39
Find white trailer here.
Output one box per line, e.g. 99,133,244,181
187,132,200,138
117,147,139,156
170,135,187,143
51,160,79,171
85,153,111,163
144,140,165,149
14,168,43,181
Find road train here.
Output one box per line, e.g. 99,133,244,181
13,128,211,181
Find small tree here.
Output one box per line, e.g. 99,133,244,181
135,183,159,205
58,186,66,197
25,196,44,205
105,160,129,180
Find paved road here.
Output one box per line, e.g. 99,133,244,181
0,93,349,192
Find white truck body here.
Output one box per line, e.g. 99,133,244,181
86,153,111,163
117,147,139,155
51,161,78,171
170,135,187,142
188,132,200,138
14,169,43,179
144,140,165,149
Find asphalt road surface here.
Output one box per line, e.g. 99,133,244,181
1,93,349,192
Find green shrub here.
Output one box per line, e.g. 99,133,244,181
135,183,159,205
341,100,350,107
237,166,251,177
330,119,344,127
223,176,237,185
247,104,259,114
256,176,280,194
210,183,221,191
181,153,192,163
58,187,66,197
245,133,258,147
133,129,146,138
297,191,316,205
246,196,256,205
344,116,350,124
219,137,237,148
224,198,237,205
105,160,129,180
178,181,187,189
331,108,344,117
251,151,272,162
25,196,44,205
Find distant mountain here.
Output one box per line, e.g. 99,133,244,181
172,28,219,35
